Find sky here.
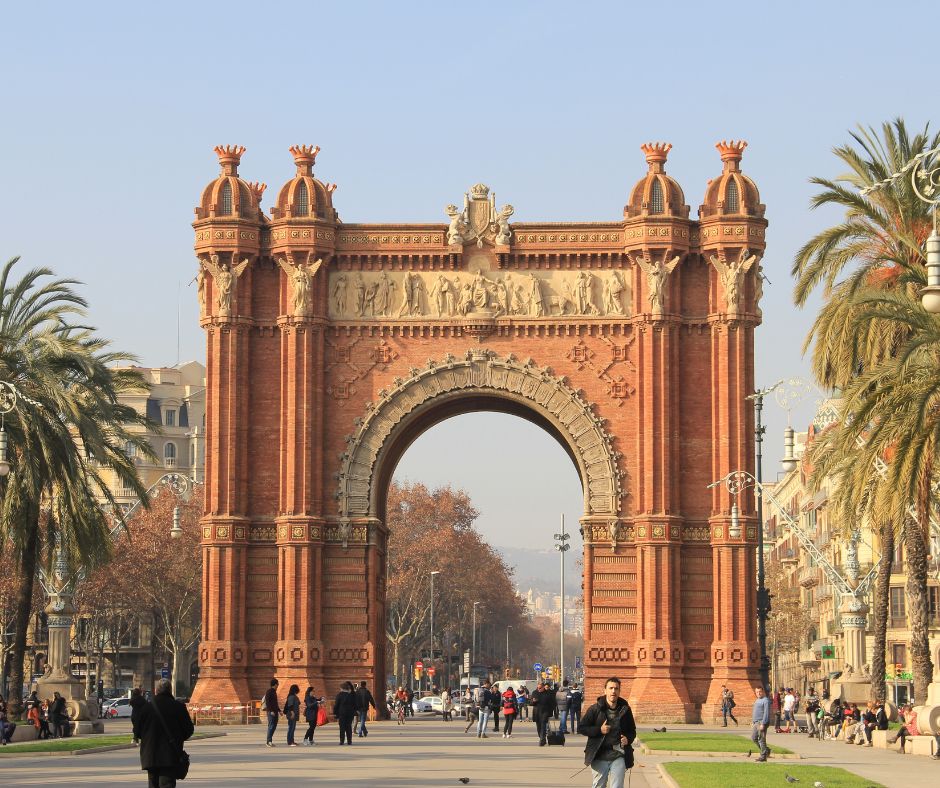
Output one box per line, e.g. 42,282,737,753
2,1,933,554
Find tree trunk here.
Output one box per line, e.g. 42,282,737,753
9,522,39,718
870,521,894,703
904,518,934,705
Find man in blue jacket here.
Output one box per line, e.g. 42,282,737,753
751,685,772,761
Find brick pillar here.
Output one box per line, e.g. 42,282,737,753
191,318,252,705
272,317,325,686
704,317,760,721
628,319,693,721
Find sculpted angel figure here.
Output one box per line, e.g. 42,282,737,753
710,248,759,311
195,263,207,316
277,254,323,317
445,204,467,246
203,253,250,315
634,253,681,313
495,204,514,245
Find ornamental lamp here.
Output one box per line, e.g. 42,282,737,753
170,505,182,539
922,229,940,313
0,426,9,476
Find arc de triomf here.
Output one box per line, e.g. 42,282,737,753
188,140,767,722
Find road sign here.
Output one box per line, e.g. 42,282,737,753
533,662,543,672
160,668,170,680
821,644,835,659
428,666,436,676
463,650,470,673
415,660,424,670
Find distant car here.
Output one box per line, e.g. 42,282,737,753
105,697,133,718
412,695,437,713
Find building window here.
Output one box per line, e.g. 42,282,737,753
164,410,176,427
221,182,233,215
650,179,664,214
892,541,904,569
295,181,309,216
725,179,739,212
892,642,907,669
164,442,177,468
889,586,906,622
929,586,939,623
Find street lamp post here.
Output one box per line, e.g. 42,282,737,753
505,625,512,673
471,601,480,685
429,570,439,692
553,517,570,684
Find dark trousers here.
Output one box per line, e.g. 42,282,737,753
266,712,278,743
147,768,177,788
534,712,550,743
492,709,500,731
303,720,317,742
570,708,580,731
286,716,297,744
339,715,354,744
504,713,515,736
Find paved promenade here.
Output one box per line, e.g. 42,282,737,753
1,717,935,787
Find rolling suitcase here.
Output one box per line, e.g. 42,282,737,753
545,720,566,746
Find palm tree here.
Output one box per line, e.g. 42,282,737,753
794,120,940,705
0,257,153,715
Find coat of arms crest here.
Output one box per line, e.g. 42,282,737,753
445,184,513,248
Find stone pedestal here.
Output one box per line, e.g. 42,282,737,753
830,595,873,703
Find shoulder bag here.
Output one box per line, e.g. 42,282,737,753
150,699,190,781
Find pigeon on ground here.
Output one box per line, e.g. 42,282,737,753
458,779,470,785
785,776,799,784
652,727,667,733
813,782,824,788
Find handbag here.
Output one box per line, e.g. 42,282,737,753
316,706,328,726
150,699,190,781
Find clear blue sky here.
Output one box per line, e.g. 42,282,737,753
2,1,932,550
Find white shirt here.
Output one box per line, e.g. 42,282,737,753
783,693,795,712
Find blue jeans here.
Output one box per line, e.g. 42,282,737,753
559,709,569,733
751,722,769,758
356,712,368,736
266,712,278,743
476,708,491,735
591,756,626,788
286,717,297,744
570,708,581,731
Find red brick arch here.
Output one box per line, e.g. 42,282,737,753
189,141,767,722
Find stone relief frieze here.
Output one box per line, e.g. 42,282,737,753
328,267,633,320
335,350,624,519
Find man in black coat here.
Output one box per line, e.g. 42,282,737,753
333,682,358,745
49,692,68,738
354,681,376,737
133,679,194,788
578,677,636,788
530,681,558,746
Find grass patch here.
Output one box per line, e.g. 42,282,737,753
4,734,134,753
662,762,884,788
642,731,792,754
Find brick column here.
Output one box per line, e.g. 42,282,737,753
628,318,693,721
191,318,252,705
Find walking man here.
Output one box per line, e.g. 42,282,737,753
263,678,280,747
568,682,583,732
355,681,376,737
531,681,558,746
475,681,493,738
720,684,738,726
751,685,772,762
578,676,636,788
804,688,820,738
557,679,572,734
133,678,194,788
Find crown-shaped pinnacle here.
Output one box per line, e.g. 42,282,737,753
247,182,267,204
716,140,748,170
214,145,246,176
290,144,320,176
640,142,672,174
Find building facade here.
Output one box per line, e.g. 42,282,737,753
189,141,767,721
763,402,940,704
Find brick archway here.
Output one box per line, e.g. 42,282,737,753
337,349,622,522
189,141,767,722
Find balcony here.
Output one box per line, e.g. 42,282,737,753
799,566,819,588
816,586,833,602
799,649,821,668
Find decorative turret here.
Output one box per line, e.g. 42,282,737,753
194,145,263,221
624,142,690,219
700,140,765,218
271,145,338,222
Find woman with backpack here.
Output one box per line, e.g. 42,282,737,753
501,686,518,738
283,684,301,746
302,687,319,745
